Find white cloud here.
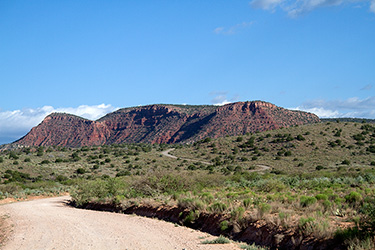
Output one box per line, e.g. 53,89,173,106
371,0,375,12
293,107,341,117
0,104,119,144
250,0,375,16
287,0,344,17
214,22,254,35
294,96,375,118
250,0,284,11
361,84,373,91
210,92,240,106
214,27,225,34
211,95,231,106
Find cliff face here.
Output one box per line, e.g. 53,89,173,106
14,101,320,147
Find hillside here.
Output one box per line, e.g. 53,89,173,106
1,121,375,249
13,101,320,147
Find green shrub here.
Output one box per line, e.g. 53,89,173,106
183,210,197,225
240,243,268,250
298,217,315,235
316,165,324,171
178,198,204,210
76,168,86,174
209,202,227,213
258,203,271,217
300,196,317,207
345,191,362,205
202,235,230,244
116,170,131,177
200,192,214,203
71,179,110,206
243,198,252,208
9,152,19,160
284,151,292,156
296,134,306,141
315,194,328,201
231,206,245,220
342,160,351,165
323,200,332,210
220,220,229,231
257,179,286,192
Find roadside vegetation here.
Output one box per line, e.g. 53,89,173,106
1,120,375,249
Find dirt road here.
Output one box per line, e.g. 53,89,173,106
162,148,271,172
1,196,240,250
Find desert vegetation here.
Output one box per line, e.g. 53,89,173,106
1,120,375,249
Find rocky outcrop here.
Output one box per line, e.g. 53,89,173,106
14,101,320,147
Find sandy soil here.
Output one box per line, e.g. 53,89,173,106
1,196,240,250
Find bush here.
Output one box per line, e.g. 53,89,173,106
76,168,86,174
299,217,315,229
55,175,68,182
342,160,351,165
220,220,229,231
284,151,292,156
183,211,197,225
258,203,271,217
300,196,317,207
9,152,19,160
296,134,306,141
202,236,230,244
243,198,252,208
178,198,204,210
315,194,328,201
71,179,109,206
116,170,131,177
231,207,245,220
345,191,362,205
316,165,324,171
209,202,227,213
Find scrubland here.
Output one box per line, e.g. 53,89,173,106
1,120,375,249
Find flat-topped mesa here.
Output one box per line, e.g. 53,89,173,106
13,101,320,147
15,113,110,147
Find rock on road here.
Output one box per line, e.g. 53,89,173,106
1,196,240,250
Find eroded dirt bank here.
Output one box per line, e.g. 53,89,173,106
1,196,239,250
77,201,345,250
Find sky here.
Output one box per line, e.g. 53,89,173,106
1,0,375,144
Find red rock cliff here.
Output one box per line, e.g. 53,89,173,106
14,101,320,147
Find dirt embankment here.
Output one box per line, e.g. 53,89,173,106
0,196,239,250
78,200,344,250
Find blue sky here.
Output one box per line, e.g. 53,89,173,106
1,0,375,144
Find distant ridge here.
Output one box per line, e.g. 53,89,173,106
13,101,320,147
321,118,375,123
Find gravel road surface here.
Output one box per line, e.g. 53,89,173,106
1,196,240,250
